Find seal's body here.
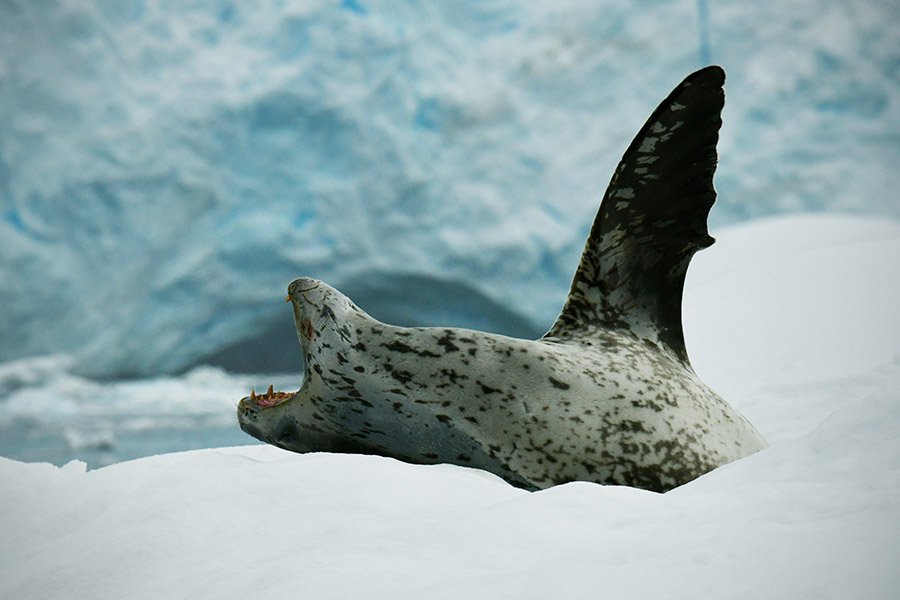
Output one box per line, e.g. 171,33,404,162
238,66,767,492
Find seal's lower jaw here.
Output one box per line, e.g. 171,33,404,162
235,382,301,438
236,391,345,455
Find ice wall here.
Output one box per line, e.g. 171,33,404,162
1,0,898,376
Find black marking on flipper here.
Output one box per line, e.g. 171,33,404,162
545,66,725,365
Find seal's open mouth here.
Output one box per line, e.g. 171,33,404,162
240,292,310,410
246,385,293,408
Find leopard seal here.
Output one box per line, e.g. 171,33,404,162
237,66,767,492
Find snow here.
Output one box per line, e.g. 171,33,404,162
1,0,899,377
2,214,899,599
686,215,900,388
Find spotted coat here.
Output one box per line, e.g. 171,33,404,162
237,67,767,493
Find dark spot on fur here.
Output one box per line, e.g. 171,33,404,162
548,376,570,390
440,368,467,384
620,419,651,434
382,339,441,358
392,370,413,384
436,331,460,352
476,380,502,394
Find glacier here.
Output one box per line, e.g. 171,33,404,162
1,0,899,380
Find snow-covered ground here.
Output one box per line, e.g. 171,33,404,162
2,214,898,599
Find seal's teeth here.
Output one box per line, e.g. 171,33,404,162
267,384,274,397
250,389,257,401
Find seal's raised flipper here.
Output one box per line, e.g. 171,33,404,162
544,66,725,365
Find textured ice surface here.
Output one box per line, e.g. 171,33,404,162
1,0,898,377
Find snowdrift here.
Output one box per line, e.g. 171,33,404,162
1,214,899,599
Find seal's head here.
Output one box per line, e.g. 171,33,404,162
236,277,381,454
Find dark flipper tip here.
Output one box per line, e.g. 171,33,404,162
546,67,727,365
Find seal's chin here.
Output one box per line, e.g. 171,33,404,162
236,385,306,447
